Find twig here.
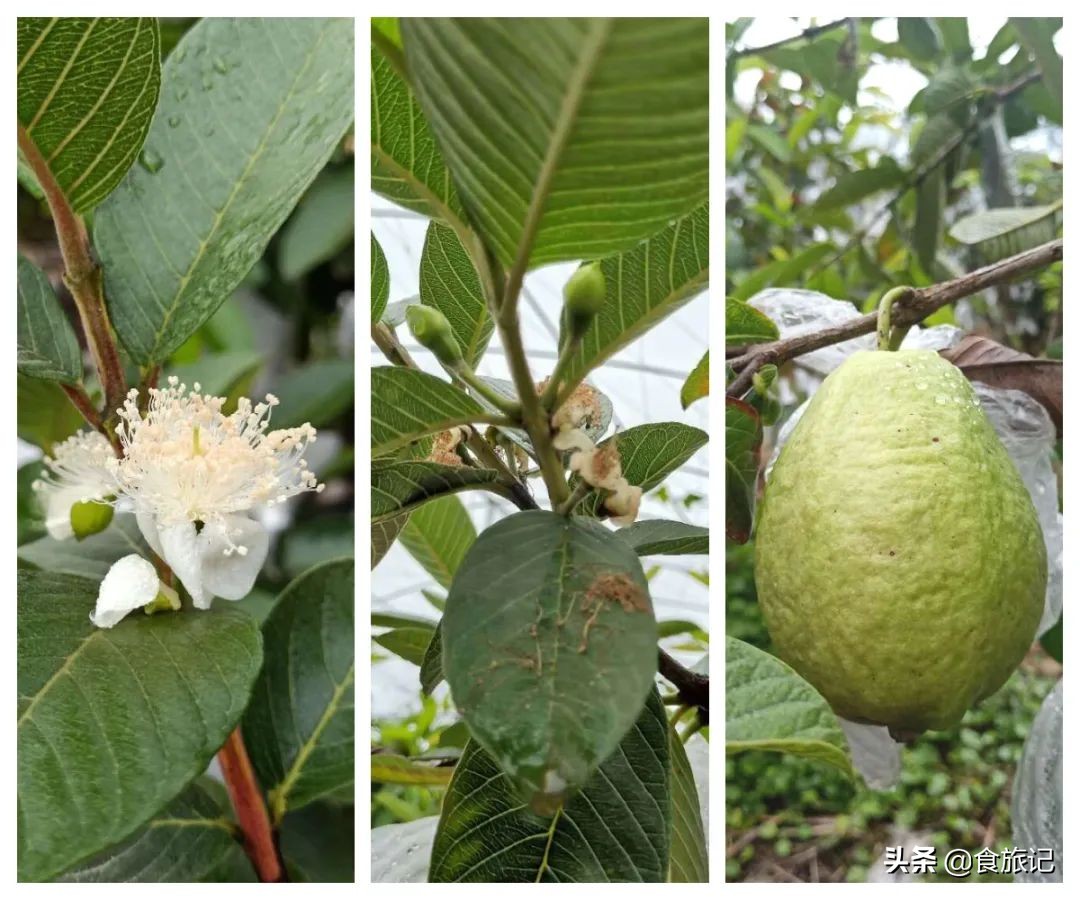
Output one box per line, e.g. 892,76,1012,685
217,729,284,882
658,648,709,724
727,239,1063,396
60,383,119,452
18,123,127,423
730,18,850,59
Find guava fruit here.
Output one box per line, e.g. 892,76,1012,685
754,349,1046,737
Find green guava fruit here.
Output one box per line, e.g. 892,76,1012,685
755,349,1046,737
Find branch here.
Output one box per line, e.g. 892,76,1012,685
18,124,127,422
727,239,1063,395
658,648,709,725
217,729,284,882
730,18,850,58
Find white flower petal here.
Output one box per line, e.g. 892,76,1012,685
135,503,164,556
44,486,83,541
198,515,269,601
158,520,209,609
91,554,160,628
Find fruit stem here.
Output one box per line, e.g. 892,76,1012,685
875,286,915,351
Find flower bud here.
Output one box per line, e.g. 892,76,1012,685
563,262,607,339
70,499,114,541
406,305,463,367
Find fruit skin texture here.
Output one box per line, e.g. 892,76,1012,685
755,349,1046,736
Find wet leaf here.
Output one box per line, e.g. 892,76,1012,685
18,17,161,211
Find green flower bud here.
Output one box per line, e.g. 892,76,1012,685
70,499,114,541
406,304,463,366
563,262,607,339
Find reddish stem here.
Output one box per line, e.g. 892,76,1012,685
18,123,127,420
217,728,285,882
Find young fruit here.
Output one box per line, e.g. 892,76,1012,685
406,304,463,367
754,350,1046,738
70,499,114,540
563,262,606,339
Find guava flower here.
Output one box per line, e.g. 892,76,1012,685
33,430,116,540
429,427,468,466
554,427,641,527
108,378,323,610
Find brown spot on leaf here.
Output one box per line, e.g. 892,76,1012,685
577,572,649,652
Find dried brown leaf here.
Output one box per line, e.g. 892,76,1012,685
940,335,1062,435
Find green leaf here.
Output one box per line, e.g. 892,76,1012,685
746,124,791,164
18,571,263,883
372,611,437,629
1011,18,1062,123
280,801,354,883
399,495,477,589
725,637,854,778
372,514,408,569
577,422,708,517
94,18,355,363
618,520,708,557
444,510,658,805
725,397,760,544
726,297,779,345
813,160,905,212
371,460,503,524
371,233,389,324
243,559,355,825
668,729,707,882
897,17,941,60
419,221,493,368
279,514,355,579
279,166,354,281
17,462,46,546
166,350,262,403
402,18,708,268
18,516,149,579
429,689,670,882
372,754,454,786
560,204,709,388
16,374,84,453
17,18,161,212
17,255,81,383
419,623,443,695
911,112,965,168
373,626,434,667
949,204,1061,261
914,167,946,272
680,351,709,409
371,366,493,457
370,44,466,224
271,359,354,429
57,779,239,883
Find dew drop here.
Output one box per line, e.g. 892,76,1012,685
212,56,229,74
167,115,181,128
915,381,928,391
934,394,948,405
138,148,165,173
